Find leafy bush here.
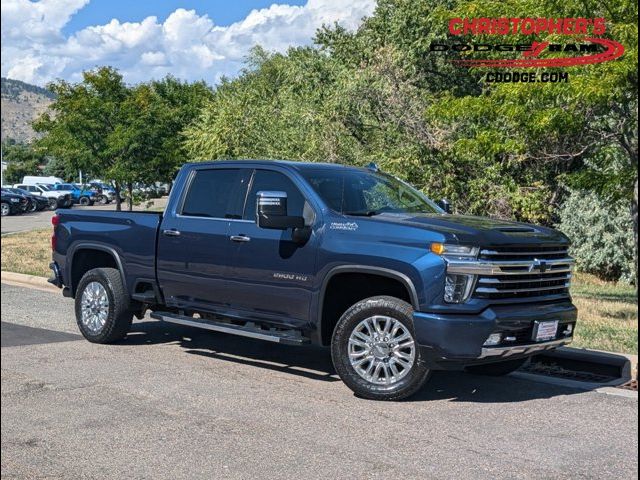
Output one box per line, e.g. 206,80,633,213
558,190,636,283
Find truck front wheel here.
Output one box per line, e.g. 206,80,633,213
75,268,133,343
331,296,431,401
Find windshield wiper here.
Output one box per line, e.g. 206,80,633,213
343,210,381,217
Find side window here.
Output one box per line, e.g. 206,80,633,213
181,169,244,219
244,170,305,221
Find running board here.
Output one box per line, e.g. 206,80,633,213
150,312,310,346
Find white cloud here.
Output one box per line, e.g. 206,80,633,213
1,0,375,86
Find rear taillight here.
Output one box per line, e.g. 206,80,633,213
51,214,60,251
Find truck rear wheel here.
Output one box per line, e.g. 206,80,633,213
75,268,133,343
331,296,431,401
48,198,58,210
465,358,527,376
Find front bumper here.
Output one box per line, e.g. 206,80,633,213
413,301,577,369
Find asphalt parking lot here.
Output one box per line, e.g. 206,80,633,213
1,282,638,479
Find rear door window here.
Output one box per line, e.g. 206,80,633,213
180,169,248,219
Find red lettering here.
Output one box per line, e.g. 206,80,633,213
593,18,606,35
449,18,463,35
575,18,588,34
562,18,575,34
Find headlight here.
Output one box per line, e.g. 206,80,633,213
430,243,478,257
10,198,19,203
444,273,475,303
431,243,478,303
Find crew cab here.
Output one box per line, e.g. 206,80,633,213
49,161,577,400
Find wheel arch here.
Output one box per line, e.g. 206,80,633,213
316,265,420,346
68,243,127,297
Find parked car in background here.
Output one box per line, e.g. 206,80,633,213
13,183,74,210
1,189,29,216
22,175,65,186
51,183,98,206
2,187,49,212
86,182,118,204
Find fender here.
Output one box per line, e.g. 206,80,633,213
314,264,420,345
67,242,127,296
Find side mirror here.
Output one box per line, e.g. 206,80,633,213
256,191,305,230
438,198,452,214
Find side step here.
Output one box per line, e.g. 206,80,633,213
150,312,310,346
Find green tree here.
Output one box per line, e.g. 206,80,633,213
34,67,213,210
1,141,47,184
34,67,130,209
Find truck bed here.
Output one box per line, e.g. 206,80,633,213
54,209,163,296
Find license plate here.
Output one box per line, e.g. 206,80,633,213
533,320,559,342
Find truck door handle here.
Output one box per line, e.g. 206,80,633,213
163,229,181,237
230,235,251,243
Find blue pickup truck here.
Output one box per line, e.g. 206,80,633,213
49,160,577,400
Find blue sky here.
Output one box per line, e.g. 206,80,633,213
1,0,375,86
62,0,307,34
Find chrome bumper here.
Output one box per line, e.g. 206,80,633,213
479,338,572,359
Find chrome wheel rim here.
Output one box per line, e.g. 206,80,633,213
1,204,9,216
80,282,109,334
348,315,416,386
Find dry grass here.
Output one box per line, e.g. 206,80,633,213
1,230,637,354
570,273,637,354
1,229,52,277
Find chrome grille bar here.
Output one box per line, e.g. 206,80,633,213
477,274,571,285
480,249,569,256
447,257,575,276
475,283,571,294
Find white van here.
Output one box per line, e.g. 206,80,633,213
22,176,65,186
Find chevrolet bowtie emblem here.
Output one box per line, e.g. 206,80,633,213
529,259,549,273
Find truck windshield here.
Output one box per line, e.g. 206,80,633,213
301,168,442,216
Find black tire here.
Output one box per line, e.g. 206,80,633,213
1,202,10,216
466,358,528,376
74,267,133,343
79,196,91,206
27,200,37,213
331,296,431,401
48,198,58,210
97,194,109,205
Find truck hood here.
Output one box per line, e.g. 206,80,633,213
366,212,569,246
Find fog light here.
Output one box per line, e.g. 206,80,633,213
562,324,574,336
484,333,502,346
444,274,475,303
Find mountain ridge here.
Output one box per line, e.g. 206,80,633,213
1,77,54,143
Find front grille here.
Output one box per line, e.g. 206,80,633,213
473,245,572,300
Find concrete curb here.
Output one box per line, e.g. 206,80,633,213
543,346,638,382
1,271,59,294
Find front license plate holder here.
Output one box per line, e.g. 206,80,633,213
532,320,559,342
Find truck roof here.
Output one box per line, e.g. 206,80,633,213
183,159,371,173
